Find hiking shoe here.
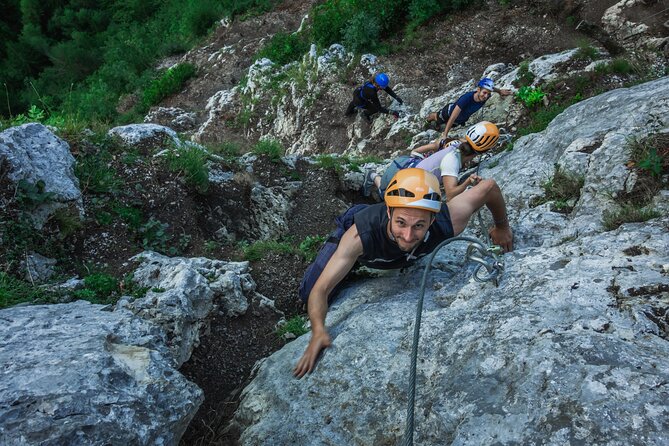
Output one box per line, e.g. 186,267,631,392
361,169,377,197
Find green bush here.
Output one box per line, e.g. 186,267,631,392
515,86,546,108
343,11,381,53
141,63,197,111
166,145,210,193
299,235,327,262
515,61,535,87
256,32,309,66
75,157,122,195
73,272,119,304
252,139,284,162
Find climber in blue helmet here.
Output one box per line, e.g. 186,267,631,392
345,72,404,122
425,77,512,138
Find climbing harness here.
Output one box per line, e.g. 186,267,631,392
401,235,504,446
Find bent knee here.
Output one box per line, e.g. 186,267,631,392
477,178,498,193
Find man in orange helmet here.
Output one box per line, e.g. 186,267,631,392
294,168,512,378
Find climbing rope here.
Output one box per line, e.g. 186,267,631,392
401,235,504,446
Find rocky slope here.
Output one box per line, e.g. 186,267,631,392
0,0,667,444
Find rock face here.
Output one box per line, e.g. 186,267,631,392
0,123,82,227
484,76,669,248
121,251,258,367
0,301,203,445
230,77,669,444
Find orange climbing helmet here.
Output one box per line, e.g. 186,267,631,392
466,121,500,152
384,168,442,213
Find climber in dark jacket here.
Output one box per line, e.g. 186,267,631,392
345,72,403,121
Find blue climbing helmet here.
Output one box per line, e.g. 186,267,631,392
477,77,494,91
374,73,389,89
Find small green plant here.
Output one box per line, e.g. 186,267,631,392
276,315,309,339
203,240,219,253
140,63,197,111
595,58,634,76
75,152,122,194
241,240,298,261
252,139,284,163
121,273,150,300
638,149,662,177
602,205,660,231
575,40,598,61
515,86,546,108
113,204,143,230
517,103,568,137
629,134,668,179
139,217,173,254
515,61,535,87
0,272,59,308
15,179,55,209
532,166,584,213
255,32,309,66
72,272,119,304
166,146,210,193
299,235,327,262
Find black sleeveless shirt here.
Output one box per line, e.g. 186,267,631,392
352,203,454,270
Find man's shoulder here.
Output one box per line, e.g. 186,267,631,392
457,90,476,103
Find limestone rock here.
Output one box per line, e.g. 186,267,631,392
144,107,197,132
123,251,257,366
231,216,669,445
108,123,180,151
0,301,202,445
0,123,82,228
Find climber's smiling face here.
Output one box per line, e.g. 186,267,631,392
386,207,434,252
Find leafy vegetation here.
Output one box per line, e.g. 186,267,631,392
140,63,197,112
0,0,281,122
531,166,584,213
574,40,599,61
256,32,310,66
299,235,327,263
0,272,58,309
515,61,535,87
240,240,299,262
252,138,285,162
276,315,309,339
515,86,546,108
165,145,210,193
602,134,666,230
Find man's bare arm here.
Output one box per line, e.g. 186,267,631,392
441,105,462,139
294,224,363,378
446,179,513,252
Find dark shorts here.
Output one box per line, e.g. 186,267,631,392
297,205,368,303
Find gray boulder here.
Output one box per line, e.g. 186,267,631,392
230,78,669,444
481,76,669,248
0,123,82,227
0,301,203,445
108,123,180,150
231,216,669,446
122,251,259,367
